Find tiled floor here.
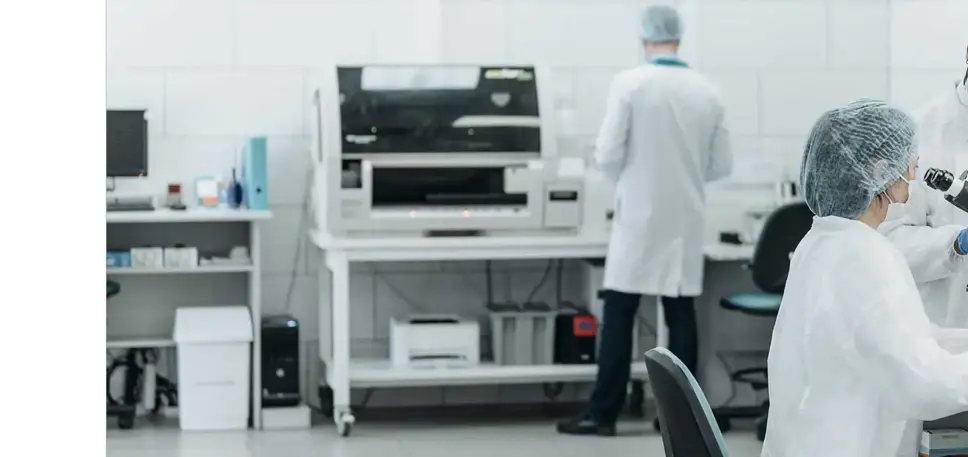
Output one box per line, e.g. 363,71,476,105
107,420,764,457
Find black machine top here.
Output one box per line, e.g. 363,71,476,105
107,109,148,177
337,66,542,154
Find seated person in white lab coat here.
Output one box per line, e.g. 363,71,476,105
761,100,968,457
556,5,732,437
879,47,968,327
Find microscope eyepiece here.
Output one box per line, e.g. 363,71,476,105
924,167,968,215
924,168,955,192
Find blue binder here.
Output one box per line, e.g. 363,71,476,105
241,137,268,211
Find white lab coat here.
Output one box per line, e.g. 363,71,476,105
761,216,968,457
597,63,732,297
880,81,968,327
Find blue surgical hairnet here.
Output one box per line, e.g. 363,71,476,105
800,100,918,219
641,6,683,43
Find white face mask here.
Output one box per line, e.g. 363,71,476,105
884,175,912,206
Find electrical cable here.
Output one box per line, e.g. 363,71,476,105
554,259,564,307
373,270,430,313
453,270,489,304
485,260,493,305
357,388,375,411
524,260,555,304
106,357,124,406
283,168,314,314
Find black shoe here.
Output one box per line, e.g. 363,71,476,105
556,415,616,437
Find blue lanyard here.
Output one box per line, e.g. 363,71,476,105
650,55,689,68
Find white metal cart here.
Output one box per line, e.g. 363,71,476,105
310,232,647,436
310,231,758,436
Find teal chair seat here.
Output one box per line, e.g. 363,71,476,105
721,292,782,316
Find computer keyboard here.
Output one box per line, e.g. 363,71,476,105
107,202,155,212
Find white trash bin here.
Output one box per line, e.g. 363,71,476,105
174,306,253,431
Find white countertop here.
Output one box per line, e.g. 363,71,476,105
106,208,272,223
310,230,754,263
310,230,608,262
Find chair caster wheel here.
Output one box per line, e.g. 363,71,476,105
118,415,134,430
716,417,732,433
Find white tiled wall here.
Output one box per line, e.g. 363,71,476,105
106,0,968,407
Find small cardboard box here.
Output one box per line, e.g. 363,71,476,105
920,429,968,457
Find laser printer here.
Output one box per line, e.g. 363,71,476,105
390,315,480,369
310,65,584,238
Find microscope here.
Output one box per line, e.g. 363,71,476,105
923,168,968,213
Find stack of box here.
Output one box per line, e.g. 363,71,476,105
164,246,199,268
130,247,164,268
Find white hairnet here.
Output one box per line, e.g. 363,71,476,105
641,6,683,43
800,100,918,219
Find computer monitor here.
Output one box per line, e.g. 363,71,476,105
106,109,148,178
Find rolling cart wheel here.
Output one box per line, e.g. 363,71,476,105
336,412,355,437
118,415,135,430
338,421,352,437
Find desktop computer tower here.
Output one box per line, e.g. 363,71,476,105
242,137,268,211
261,315,301,408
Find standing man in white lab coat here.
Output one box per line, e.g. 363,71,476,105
557,5,732,436
880,47,968,328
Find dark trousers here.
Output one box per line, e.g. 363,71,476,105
588,290,698,424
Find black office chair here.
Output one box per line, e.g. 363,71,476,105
714,201,813,441
106,280,136,429
107,280,120,299
646,347,730,457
